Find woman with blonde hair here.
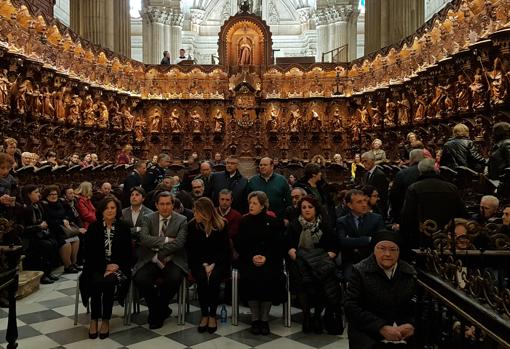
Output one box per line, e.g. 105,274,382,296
369,138,387,164
440,123,486,171
75,181,96,230
186,197,230,333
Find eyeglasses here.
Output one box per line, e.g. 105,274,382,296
376,246,399,254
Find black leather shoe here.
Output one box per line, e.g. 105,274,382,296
40,276,54,284
88,331,98,339
64,266,79,274
73,264,83,271
260,321,270,335
99,331,109,339
149,321,163,330
48,274,59,281
313,316,323,334
250,321,261,335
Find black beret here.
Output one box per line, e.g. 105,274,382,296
372,230,401,249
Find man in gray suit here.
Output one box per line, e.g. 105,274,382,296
121,186,153,240
133,191,188,329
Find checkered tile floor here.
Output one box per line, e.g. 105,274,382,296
1,269,349,348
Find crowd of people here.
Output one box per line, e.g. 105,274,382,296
0,120,509,347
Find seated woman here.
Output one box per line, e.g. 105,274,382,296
18,185,59,284
75,181,96,230
286,196,340,334
81,196,132,339
186,197,230,333
235,191,285,335
42,185,84,273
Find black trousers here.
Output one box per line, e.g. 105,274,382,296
89,272,118,320
26,237,58,275
192,265,226,317
134,261,184,322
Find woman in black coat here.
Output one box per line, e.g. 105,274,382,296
42,185,83,274
18,185,59,284
286,195,339,333
234,191,285,336
186,197,230,334
81,196,132,340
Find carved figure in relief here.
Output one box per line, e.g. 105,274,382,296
97,102,109,128
148,108,162,133
397,93,411,125
357,104,370,129
68,95,81,125
83,95,96,127
170,108,182,133
17,80,32,115
267,105,279,132
470,69,486,109
134,117,146,142
429,86,445,118
238,37,252,65
456,74,470,112
288,109,302,132
190,110,202,133
110,102,123,130
331,107,344,132
42,86,55,120
212,109,224,132
310,109,322,131
54,86,67,124
0,69,10,109
368,101,382,127
121,105,134,131
413,91,427,122
383,98,396,127
487,57,508,105
29,84,43,118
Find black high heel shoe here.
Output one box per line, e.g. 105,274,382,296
88,321,98,339
207,317,217,334
198,317,208,333
99,321,109,339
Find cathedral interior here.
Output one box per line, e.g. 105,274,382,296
0,0,508,348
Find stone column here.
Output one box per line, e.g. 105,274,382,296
69,0,131,56
365,0,424,53
142,6,183,64
314,10,330,62
169,11,184,62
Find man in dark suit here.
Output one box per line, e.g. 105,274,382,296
194,161,213,198
336,189,385,279
122,161,147,208
121,186,153,239
389,149,425,225
133,191,188,329
361,151,389,218
210,156,248,213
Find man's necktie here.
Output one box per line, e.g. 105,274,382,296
160,218,168,237
356,216,363,230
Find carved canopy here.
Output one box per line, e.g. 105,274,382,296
217,12,273,67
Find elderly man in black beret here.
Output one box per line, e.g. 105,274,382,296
345,230,417,348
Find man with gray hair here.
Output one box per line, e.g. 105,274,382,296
283,187,307,226
191,178,205,201
361,151,389,218
400,158,469,253
474,195,500,224
390,149,425,224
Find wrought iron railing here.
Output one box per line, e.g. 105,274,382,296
321,44,348,63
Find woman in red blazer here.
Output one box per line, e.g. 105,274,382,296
75,181,96,230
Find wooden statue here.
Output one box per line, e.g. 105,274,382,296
54,86,67,124
148,107,162,133
413,91,427,122
213,109,225,133
28,83,43,118
397,93,411,126
0,69,10,110
42,85,54,120
121,105,134,131
267,105,279,132
383,98,396,127
288,109,302,132
470,68,486,110
110,102,123,130
83,95,96,127
331,107,344,132
190,109,203,133
68,95,81,125
310,109,322,131
487,57,508,106
169,108,182,133
97,102,109,128
456,74,470,112
134,116,146,142
369,100,382,128
238,37,252,66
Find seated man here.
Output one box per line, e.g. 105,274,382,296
121,186,153,240
133,191,188,329
336,189,385,280
473,195,500,224
345,230,416,348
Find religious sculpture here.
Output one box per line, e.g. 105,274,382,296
169,108,183,133
397,93,411,126
368,100,382,128
213,109,225,133
413,91,427,122
54,86,67,124
148,108,162,133
190,109,203,133
310,109,322,131
331,107,344,132
487,57,508,106
110,102,123,130
97,102,109,129
456,74,470,112
0,69,10,110
42,86,55,120
134,116,146,142
83,95,96,127
121,105,134,131
67,95,81,125
288,109,302,132
470,68,486,110
238,37,252,66
267,105,279,132
383,98,396,127
28,84,43,118
357,104,370,129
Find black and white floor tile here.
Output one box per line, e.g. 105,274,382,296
1,269,349,348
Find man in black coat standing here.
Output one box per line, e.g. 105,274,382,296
440,123,486,172
389,149,425,224
400,158,469,253
345,230,417,349
122,161,147,208
361,151,389,218
210,156,248,213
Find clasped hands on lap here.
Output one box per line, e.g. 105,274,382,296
287,248,336,261
379,324,414,342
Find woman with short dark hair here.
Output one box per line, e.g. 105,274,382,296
235,191,285,335
81,196,132,339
